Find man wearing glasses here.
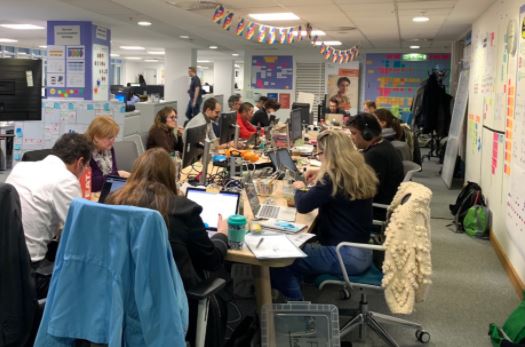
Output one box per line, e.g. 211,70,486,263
183,97,221,144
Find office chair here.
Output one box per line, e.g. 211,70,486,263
402,160,422,182
124,133,145,155
315,182,432,347
112,140,139,172
391,140,412,161
21,149,52,162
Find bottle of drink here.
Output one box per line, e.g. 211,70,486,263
79,166,92,200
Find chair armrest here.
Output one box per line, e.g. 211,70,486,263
373,220,386,226
186,278,226,301
372,203,390,210
336,242,385,252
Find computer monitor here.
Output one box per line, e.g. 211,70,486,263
202,85,211,94
289,108,303,142
0,58,42,121
115,92,126,103
185,188,240,231
219,112,237,144
291,102,311,126
182,124,207,168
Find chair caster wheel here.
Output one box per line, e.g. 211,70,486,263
416,330,430,343
340,288,351,300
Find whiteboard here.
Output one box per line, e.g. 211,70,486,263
442,69,469,188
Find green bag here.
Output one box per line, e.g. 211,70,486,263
489,292,525,346
463,204,491,239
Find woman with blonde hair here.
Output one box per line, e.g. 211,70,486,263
271,129,378,300
85,116,129,192
146,106,183,153
106,148,228,346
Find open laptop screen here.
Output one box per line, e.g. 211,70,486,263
268,148,298,173
98,176,127,203
185,188,240,230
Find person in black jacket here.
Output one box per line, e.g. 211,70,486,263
270,129,378,300
146,106,184,154
251,99,280,127
106,148,228,346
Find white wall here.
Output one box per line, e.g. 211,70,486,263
200,68,214,85
122,61,165,85
466,0,525,287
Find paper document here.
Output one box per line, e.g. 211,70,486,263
259,219,307,233
245,234,307,259
287,233,316,247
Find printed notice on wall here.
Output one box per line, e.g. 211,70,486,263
54,25,81,45
66,45,85,88
92,44,109,101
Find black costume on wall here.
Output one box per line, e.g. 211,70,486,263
412,72,452,137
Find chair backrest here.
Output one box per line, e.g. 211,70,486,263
391,140,412,161
113,141,139,172
125,133,145,155
34,198,188,346
21,149,52,162
402,160,421,182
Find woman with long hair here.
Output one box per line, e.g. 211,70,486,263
106,148,228,346
271,129,378,300
146,106,183,153
374,108,404,141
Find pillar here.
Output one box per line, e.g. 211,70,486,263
213,59,235,102
165,48,197,114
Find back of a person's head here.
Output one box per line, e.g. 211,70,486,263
258,96,268,104
316,129,377,200
203,97,218,113
348,113,382,138
365,100,377,109
239,102,254,113
374,108,402,139
85,116,120,143
52,133,94,165
264,99,280,111
227,94,241,108
106,148,177,222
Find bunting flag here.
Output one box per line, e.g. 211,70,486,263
331,50,339,63
257,25,267,43
287,27,295,44
324,47,332,60
319,43,327,54
222,12,234,30
235,18,246,36
267,27,277,44
344,50,351,63
278,28,287,44
297,25,302,40
245,21,256,40
338,51,345,64
351,45,359,59
212,5,225,23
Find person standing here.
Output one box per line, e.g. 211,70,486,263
186,66,202,120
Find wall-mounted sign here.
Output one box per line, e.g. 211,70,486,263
54,25,80,45
402,53,428,61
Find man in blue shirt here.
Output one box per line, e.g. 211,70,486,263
186,66,202,120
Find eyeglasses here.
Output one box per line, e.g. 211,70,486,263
168,116,177,120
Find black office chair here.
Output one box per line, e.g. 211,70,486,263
21,149,53,162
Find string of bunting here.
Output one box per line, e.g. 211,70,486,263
211,4,359,64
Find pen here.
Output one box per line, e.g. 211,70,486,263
256,237,264,249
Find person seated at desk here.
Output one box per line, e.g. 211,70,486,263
251,99,280,127
363,100,377,114
85,116,130,192
237,102,257,140
6,133,93,298
255,95,267,112
348,113,404,220
270,129,378,301
126,89,140,106
227,94,242,112
183,97,221,144
374,108,404,141
106,148,229,346
147,106,183,154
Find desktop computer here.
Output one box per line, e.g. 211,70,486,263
291,102,311,126
289,108,303,143
219,112,237,145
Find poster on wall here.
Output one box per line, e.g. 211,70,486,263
66,45,85,88
92,44,109,101
251,55,293,90
325,62,359,116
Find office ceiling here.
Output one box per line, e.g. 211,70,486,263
0,0,496,60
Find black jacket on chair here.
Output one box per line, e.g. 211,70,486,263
0,183,38,347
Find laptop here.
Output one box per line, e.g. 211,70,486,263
185,187,241,231
98,175,127,203
325,113,344,125
245,181,296,222
267,148,304,181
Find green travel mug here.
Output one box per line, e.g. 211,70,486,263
227,215,247,249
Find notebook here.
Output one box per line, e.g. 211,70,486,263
245,233,307,259
98,176,127,203
185,187,240,231
245,182,296,222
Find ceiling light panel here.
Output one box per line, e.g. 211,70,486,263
0,38,18,43
248,12,300,21
0,24,44,30
120,46,145,50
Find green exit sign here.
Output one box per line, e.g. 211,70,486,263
402,53,428,61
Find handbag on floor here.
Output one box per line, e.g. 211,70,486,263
489,292,525,346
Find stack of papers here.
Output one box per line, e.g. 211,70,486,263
245,234,307,259
259,220,307,234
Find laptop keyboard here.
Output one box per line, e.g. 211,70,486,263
259,204,280,219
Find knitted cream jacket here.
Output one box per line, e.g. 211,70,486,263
381,181,432,315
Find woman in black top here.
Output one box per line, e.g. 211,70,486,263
146,106,183,154
106,148,228,346
270,129,378,300
251,99,280,127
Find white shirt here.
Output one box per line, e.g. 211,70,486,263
183,112,217,144
6,155,81,262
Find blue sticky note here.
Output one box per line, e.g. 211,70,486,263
14,153,21,161
14,144,21,150
54,102,60,109
104,103,110,111
68,103,75,110
87,104,94,111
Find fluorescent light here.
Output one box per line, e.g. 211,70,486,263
232,53,239,57
144,59,159,62
323,41,342,46
39,45,47,49
110,53,120,57
0,38,18,43
137,21,152,26
248,12,299,21
294,30,326,37
120,46,145,50
410,45,420,49
0,24,44,30
209,45,218,49
125,57,142,60
17,52,28,55
180,35,190,39
197,60,211,63
197,65,208,70
147,51,165,55
234,64,240,68
412,16,429,22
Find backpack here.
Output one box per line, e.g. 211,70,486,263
449,181,485,232
463,205,491,239
489,292,525,346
